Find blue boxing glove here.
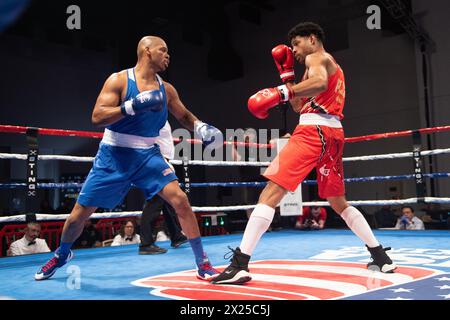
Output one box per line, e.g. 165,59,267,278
400,216,409,228
194,121,223,149
120,89,164,116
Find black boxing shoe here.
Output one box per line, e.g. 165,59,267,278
171,235,188,248
366,245,396,273
139,244,167,255
211,247,252,285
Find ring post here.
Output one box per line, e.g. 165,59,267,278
412,131,426,203
25,127,39,220
182,156,190,196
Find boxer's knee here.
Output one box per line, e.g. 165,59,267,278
258,181,287,208
327,196,349,215
170,191,191,215
65,203,95,229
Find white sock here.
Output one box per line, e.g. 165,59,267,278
240,204,275,256
340,206,379,248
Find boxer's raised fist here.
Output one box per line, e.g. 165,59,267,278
272,44,295,83
248,85,293,119
194,121,223,149
120,89,164,116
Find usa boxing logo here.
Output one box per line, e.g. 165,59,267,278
260,89,273,98
319,164,330,177
131,260,441,300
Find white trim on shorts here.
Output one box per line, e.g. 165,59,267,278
299,113,342,128
101,128,157,149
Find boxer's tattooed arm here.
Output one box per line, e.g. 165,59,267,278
164,82,199,131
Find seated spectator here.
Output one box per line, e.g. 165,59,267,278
111,220,141,246
8,222,50,256
295,205,327,230
40,200,55,214
374,205,398,228
423,203,447,225
73,219,102,248
395,206,425,230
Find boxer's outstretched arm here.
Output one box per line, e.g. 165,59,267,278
91,72,125,127
164,82,199,131
287,54,329,99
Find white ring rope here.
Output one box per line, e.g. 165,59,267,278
0,153,94,162
1,147,450,166
170,159,271,166
1,197,449,223
343,148,450,162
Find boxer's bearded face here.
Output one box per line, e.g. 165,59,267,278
291,36,313,64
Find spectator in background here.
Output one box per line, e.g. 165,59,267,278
40,200,55,214
8,222,50,256
395,206,425,230
112,220,141,246
295,205,327,230
422,203,446,224
11,197,24,214
73,219,102,248
374,205,398,228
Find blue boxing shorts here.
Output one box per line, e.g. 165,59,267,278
78,142,177,209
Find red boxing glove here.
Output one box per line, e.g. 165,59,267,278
248,85,294,119
272,44,295,83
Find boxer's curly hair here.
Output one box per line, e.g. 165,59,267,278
288,22,325,43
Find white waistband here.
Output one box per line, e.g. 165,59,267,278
101,129,156,149
299,113,342,128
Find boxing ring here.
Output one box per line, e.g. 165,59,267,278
0,124,450,300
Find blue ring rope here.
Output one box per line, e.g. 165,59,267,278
0,173,449,189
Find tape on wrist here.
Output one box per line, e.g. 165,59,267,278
280,71,295,79
123,100,135,116
277,85,292,102
194,120,205,135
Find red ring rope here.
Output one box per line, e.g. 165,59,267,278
1,124,450,147
345,126,450,143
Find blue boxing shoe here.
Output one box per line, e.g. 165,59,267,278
196,254,219,281
35,248,74,281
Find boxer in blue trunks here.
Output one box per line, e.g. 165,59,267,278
35,36,222,281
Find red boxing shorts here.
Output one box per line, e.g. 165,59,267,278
263,125,345,198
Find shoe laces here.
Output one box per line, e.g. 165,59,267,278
41,257,58,273
223,246,238,261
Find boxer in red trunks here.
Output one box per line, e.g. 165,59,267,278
213,22,396,285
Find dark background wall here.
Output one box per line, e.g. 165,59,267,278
0,0,449,215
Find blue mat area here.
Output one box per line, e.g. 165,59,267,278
1,229,449,300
